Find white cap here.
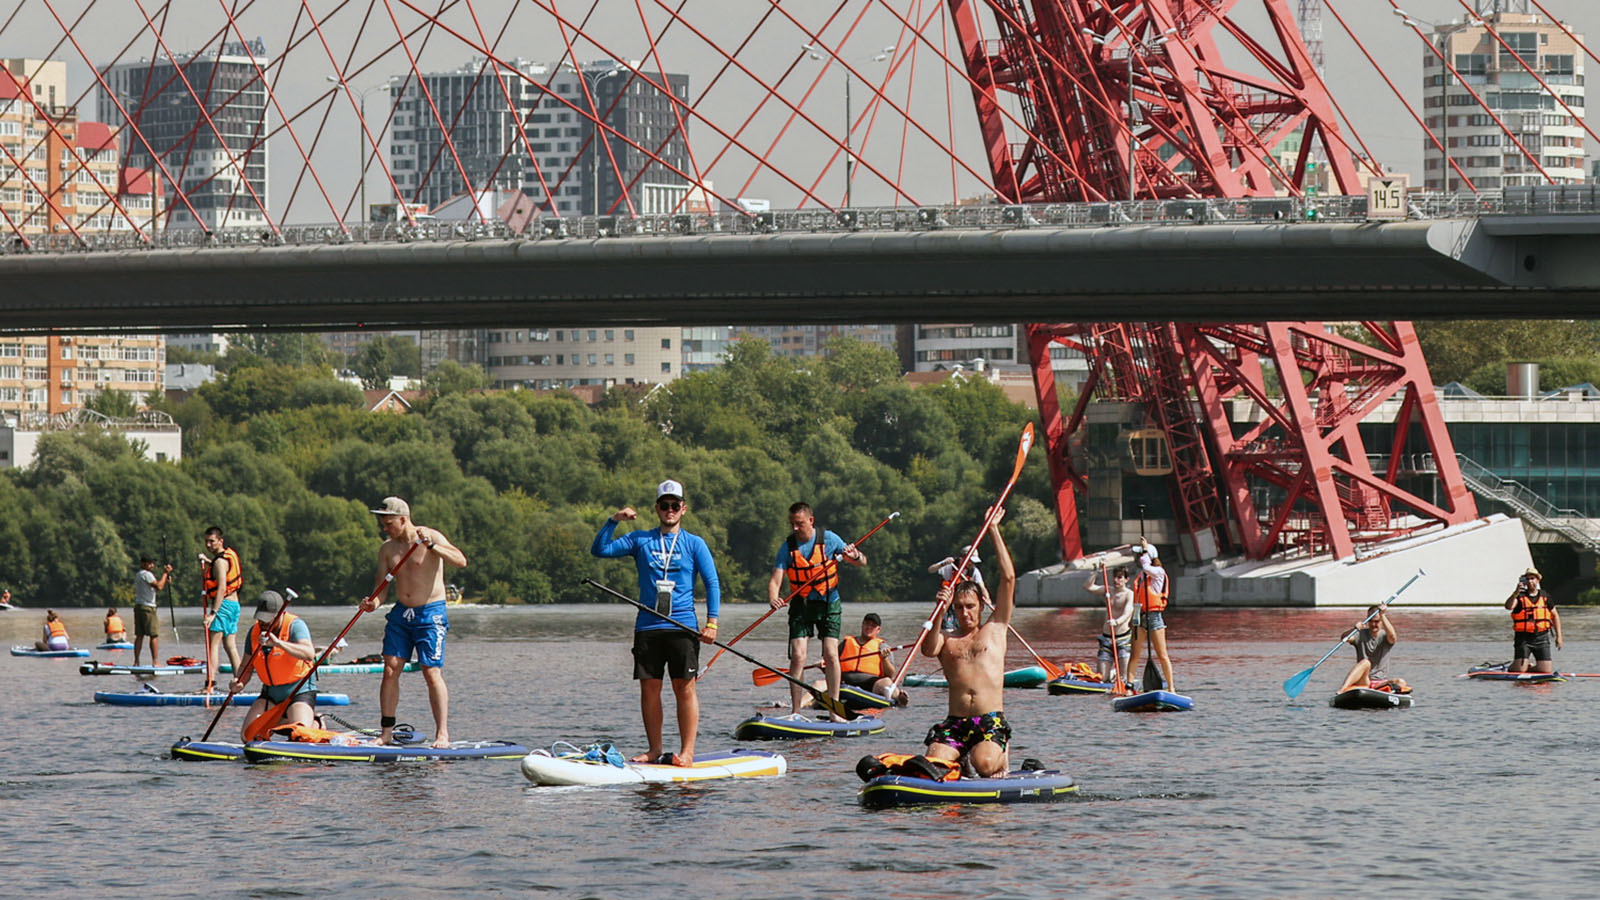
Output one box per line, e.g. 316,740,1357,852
657,479,685,501
1140,542,1158,559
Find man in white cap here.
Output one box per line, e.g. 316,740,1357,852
591,478,721,766
362,496,467,748
231,590,320,740
1125,537,1176,692
1506,566,1562,674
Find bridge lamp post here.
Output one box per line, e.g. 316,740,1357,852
1083,27,1176,203
1394,9,1481,193
801,44,894,208
586,66,628,217
328,76,400,223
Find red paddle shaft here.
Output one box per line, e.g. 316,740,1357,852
198,590,295,742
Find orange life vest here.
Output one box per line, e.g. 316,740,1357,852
248,613,312,686
105,614,125,635
870,753,960,782
46,619,67,639
786,531,838,600
269,722,343,744
841,635,885,677
1134,568,1168,613
203,547,243,600
1511,593,1554,634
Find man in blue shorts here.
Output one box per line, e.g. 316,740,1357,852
592,479,721,766
768,502,865,720
362,497,467,748
199,526,244,693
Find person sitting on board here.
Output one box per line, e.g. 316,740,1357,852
1506,567,1562,674
916,508,1016,779
928,546,983,633
35,609,69,651
104,607,128,643
804,612,908,708
0,588,11,608
364,496,467,749
591,478,721,767
230,591,320,741
1337,604,1410,694
1126,538,1176,693
1084,567,1135,686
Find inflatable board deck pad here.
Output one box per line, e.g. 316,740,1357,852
94,690,352,707
1330,687,1415,709
173,727,424,761
859,769,1078,808
11,646,91,658
839,684,894,711
96,641,134,650
1466,671,1565,683
520,747,787,786
732,714,885,740
902,666,1050,689
80,661,204,676
1047,676,1113,695
1112,690,1194,712
244,739,527,763
219,661,421,675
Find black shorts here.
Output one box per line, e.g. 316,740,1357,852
842,671,880,688
1514,631,1554,662
632,630,700,681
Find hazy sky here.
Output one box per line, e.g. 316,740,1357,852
1,0,1595,221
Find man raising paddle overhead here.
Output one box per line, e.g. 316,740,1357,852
363,497,466,749
918,507,1015,778
591,478,721,767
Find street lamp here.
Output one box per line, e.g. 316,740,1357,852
1393,9,1482,192
1083,26,1177,202
586,66,628,216
328,75,400,222
801,44,894,207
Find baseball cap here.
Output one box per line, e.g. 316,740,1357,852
370,496,411,518
254,590,286,623
657,479,685,501
862,612,882,626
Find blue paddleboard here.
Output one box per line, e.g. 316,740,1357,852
1112,689,1193,712
96,641,135,650
859,768,1078,808
733,713,885,740
94,690,352,707
11,646,91,658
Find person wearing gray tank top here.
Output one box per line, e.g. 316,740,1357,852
1337,605,1409,694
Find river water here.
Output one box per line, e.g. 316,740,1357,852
2,601,1596,898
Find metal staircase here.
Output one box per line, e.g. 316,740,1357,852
1449,454,1600,553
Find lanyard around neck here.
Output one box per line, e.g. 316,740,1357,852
655,529,681,576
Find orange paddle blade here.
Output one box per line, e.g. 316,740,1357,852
751,665,790,686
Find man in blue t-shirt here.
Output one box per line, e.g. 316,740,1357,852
592,478,721,766
768,502,866,720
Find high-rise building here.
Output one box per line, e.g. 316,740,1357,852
483,326,679,390
1421,6,1586,191
100,38,272,231
0,335,165,421
901,323,1089,382
388,58,689,217
734,325,898,361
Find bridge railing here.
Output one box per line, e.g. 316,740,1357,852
6,186,1599,255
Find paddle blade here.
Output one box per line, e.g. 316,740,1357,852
1282,666,1316,699
751,666,788,686
814,690,859,721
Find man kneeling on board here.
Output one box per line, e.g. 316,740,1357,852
804,612,909,708
1337,604,1409,694
230,591,320,741
915,509,1015,778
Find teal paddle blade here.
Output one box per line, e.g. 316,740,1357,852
1282,666,1316,699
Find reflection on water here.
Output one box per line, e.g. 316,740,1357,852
3,603,1598,896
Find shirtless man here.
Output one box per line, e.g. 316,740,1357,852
918,508,1015,778
361,497,467,748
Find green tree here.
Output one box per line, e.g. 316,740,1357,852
1416,320,1600,385
423,359,491,395
84,388,139,419
349,335,422,389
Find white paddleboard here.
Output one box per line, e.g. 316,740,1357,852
520,747,786,786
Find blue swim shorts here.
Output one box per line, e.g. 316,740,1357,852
1141,610,1166,631
384,601,449,668
209,599,240,634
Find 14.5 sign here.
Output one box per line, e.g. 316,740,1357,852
1366,177,1408,220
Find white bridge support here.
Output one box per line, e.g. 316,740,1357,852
1016,514,1532,607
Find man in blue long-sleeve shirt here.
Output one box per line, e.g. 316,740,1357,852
591,478,721,766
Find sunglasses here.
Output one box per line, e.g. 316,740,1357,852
656,499,684,511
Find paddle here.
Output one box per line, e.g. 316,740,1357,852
887,423,1034,696
241,540,424,742
198,589,295,742
582,577,858,722
750,641,916,686
700,510,900,679
1281,568,1426,699
160,532,179,644
200,552,214,696
1098,561,1127,696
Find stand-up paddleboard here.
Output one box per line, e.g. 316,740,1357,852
1112,690,1194,712
1466,670,1565,683
95,641,134,650
80,660,205,676
520,746,787,786
1330,687,1414,709
733,713,885,740
244,739,526,763
839,684,897,711
0,601,15,610
11,646,90,658
94,689,352,707
859,769,1078,808
1047,675,1113,695
219,661,420,675
173,726,423,762
903,666,1049,689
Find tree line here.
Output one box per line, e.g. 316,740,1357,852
2,337,1059,608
